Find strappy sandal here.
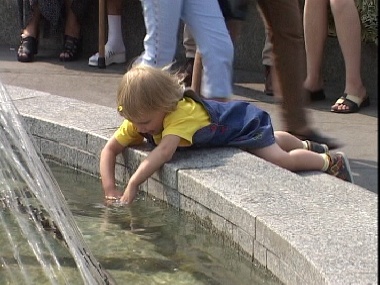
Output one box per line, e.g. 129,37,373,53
331,94,370,113
17,36,38,62
59,35,82,62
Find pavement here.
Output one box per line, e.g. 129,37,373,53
0,45,378,194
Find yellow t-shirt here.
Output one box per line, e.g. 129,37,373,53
114,97,210,147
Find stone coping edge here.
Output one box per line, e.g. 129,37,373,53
6,85,378,285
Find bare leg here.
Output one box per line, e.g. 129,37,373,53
107,0,123,14
192,19,242,101
17,4,41,62
226,20,243,45
249,144,324,172
59,0,82,60
303,0,329,92
274,131,304,152
21,4,41,37
330,0,366,111
191,51,202,95
63,0,81,38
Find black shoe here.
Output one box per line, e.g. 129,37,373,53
289,130,342,150
305,140,329,153
307,89,326,102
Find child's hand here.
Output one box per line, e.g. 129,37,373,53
104,189,122,201
120,184,139,204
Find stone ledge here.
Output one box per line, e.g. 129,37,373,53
6,85,378,285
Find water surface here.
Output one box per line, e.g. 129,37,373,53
52,162,282,285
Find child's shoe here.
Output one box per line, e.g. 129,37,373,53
306,140,329,153
326,152,354,183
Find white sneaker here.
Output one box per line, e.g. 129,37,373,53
88,49,125,67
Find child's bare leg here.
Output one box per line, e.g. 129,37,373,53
274,130,303,151
248,143,325,171
247,143,353,183
275,130,329,153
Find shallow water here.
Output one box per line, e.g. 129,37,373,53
50,162,282,285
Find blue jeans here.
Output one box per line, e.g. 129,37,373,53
139,0,234,99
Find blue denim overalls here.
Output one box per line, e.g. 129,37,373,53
142,89,275,150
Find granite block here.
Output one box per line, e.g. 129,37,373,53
76,150,99,176
256,210,378,284
232,225,254,259
266,250,312,285
254,240,267,267
40,138,77,168
7,86,123,133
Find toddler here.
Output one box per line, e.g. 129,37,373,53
100,65,353,204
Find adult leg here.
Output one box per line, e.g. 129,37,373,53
139,0,182,67
63,0,81,39
59,0,83,61
303,0,328,93
226,19,243,45
178,24,196,87
330,0,367,112
89,0,126,66
183,0,234,99
17,3,41,62
183,24,196,59
262,29,274,95
257,0,308,131
20,3,41,38
257,0,340,149
190,18,242,97
105,0,125,52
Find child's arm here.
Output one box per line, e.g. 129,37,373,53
120,134,181,204
99,137,125,199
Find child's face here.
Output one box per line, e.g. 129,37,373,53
131,110,166,135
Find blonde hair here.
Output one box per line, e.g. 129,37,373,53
117,65,184,120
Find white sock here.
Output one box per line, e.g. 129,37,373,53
106,15,125,52
302,141,308,150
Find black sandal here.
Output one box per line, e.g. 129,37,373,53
59,35,82,62
17,36,38,62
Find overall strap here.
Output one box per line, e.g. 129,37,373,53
182,87,203,103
